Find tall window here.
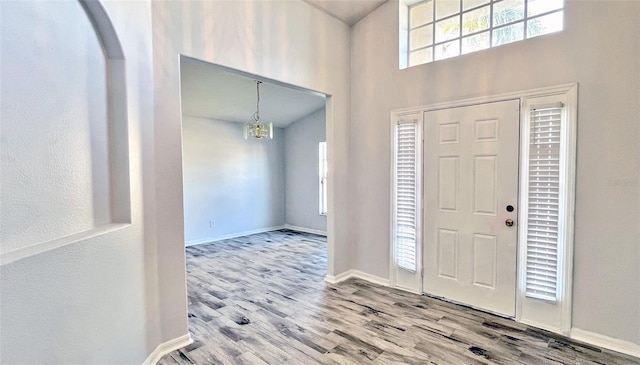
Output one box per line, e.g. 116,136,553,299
518,85,577,333
393,122,420,272
319,142,328,215
403,0,564,68
524,102,564,301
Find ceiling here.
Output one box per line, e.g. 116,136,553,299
303,0,388,26
180,58,326,128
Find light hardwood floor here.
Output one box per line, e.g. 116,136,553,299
159,230,639,365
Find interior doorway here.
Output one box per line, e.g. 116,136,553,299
177,55,332,292
179,56,329,244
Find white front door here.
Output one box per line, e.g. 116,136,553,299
423,100,520,317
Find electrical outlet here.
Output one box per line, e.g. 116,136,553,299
209,220,215,228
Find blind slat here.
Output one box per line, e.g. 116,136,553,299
394,122,418,272
525,106,563,301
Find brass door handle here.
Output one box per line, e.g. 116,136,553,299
505,219,514,227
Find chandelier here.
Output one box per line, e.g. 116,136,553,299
243,80,273,139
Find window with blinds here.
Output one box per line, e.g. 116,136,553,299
525,102,564,301
319,142,328,215
394,122,419,272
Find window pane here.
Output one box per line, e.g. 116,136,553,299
463,0,489,11
492,22,524,46
409,47,433,66
435,16,460,43
527,11,563,38
527,0,563,17
462,5,490,36
493,0,524,27
410,25,434,50
461,31,490,54
434,40,460,60
410,1,434,28
435,0,460,20
402,0,564,68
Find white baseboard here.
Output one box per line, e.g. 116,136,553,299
143,334,193,365
325,269,355,284
353,270,390,286
571,328,640,358
519,318,565,337
325,269,389,287
185,226,285,246
392,283,423,295
283,224,327,236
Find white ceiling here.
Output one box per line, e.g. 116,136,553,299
303,0,388,26
180,58,326,128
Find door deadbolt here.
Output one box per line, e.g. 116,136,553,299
505,219,514,227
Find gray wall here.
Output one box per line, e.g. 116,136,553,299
1,0,352,362
285,108,327,232
1,1,153,363
351,1,639,345
1,0,109,254
183,109,327,242
3,0,637,362
182,116,285,244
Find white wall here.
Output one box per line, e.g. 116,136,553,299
285,108,327,233
151,0,352,346
3,0,636,362
0,0,109,254
182,116,285,243
351,0,640,346
0,0,157,363
2,0,352,362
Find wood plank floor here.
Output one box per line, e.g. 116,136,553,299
159,230,639,365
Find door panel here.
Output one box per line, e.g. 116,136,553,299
423,100,520,317
437,229,458,279
438,157,458,211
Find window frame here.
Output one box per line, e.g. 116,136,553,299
402,0,565,68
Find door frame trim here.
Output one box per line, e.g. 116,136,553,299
389,83,578,336
390,83,576,115
517,86,578,336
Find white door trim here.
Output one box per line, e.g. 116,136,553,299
389,83,578,336
391,83,577,115
517,85,578,335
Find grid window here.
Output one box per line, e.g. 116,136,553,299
406,0,563,68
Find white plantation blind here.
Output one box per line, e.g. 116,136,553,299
394,122,418,272
319,142,328,215
525,103,564,301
